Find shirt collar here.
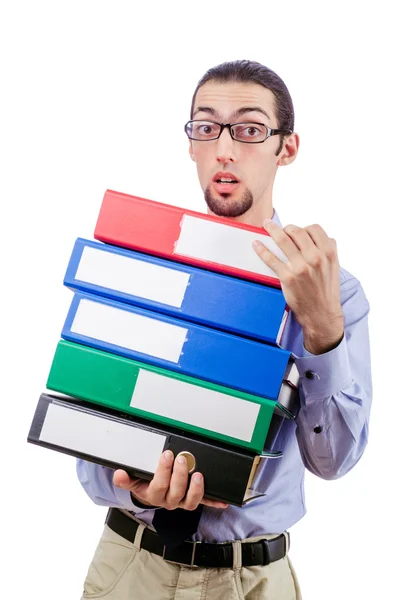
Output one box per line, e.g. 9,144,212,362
271,208,282,227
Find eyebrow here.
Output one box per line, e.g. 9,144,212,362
193,105,271,121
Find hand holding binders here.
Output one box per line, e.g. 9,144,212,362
28,393,283,506
27,187,302,507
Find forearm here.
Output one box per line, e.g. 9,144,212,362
294,285,372,480
296,365,370,479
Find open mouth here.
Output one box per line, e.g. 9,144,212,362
215,177,239,184
212,173,240,194
212,181,240,194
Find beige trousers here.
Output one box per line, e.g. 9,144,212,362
81,521,302,600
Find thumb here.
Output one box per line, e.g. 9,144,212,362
113,469,133,489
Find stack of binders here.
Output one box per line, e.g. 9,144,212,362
28,190,300,507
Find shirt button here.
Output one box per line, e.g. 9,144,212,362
313,425,323,434
305,370,316,380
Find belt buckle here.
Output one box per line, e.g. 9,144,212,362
162,541,198,568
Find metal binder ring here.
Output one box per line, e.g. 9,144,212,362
176,451,196,473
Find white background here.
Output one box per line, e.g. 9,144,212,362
1,1,395,598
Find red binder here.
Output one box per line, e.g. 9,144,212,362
94,190,286,288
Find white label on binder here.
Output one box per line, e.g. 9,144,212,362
71,299,188,362
75,246,190,308
175,215,287,277
132,370,260,442
40,403,166,473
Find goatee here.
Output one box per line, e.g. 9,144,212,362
204,186,254,218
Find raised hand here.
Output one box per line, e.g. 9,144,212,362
253,220,344,355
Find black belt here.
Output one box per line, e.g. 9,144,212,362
106,508,289,569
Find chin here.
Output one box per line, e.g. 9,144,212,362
204,186,254,218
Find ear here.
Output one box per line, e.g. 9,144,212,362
276,132,300,166
189,140,196,162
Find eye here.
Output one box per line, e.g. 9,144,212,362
233,123,267,141
197,123,216,136
187,121,220,140
240,126,261,138
246,127,260,136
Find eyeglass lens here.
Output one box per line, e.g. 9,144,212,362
186,121,269,143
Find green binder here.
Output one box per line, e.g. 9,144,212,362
47,340,292,452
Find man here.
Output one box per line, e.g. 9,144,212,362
78,60,372,599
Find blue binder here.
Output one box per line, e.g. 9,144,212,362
64,238,288,344
61,292,293,401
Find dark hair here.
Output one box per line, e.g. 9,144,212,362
190,60,294,154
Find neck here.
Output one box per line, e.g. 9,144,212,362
227,202,274,227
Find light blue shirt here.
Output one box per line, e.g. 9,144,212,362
76,210,372,542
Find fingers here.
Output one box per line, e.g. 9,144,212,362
257,220,337,274
179,472,229,510
113,469,151,501
114,455,229,512
113,451,177,507
148,451,192,508
283,224,315,254
113,469,132,488
147,450,176,505
262,220,303,260
113,469,147,494
284,223,338,267
282,222,334,257
304,223,331,250
252,240,288,279
200,498,229,509
179,471,205,510
305,225,338,264
253,220,298,278
283,224,323,268
114,452,189,509
164,454,190,508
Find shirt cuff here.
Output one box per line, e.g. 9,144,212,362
113,485,153,514
294,334,351,402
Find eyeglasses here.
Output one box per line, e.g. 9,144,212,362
184,120,292,144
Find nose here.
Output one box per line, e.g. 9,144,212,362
215,126,237,164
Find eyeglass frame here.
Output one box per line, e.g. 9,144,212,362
184,119,293,144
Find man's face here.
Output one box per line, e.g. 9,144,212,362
189,80,290,219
